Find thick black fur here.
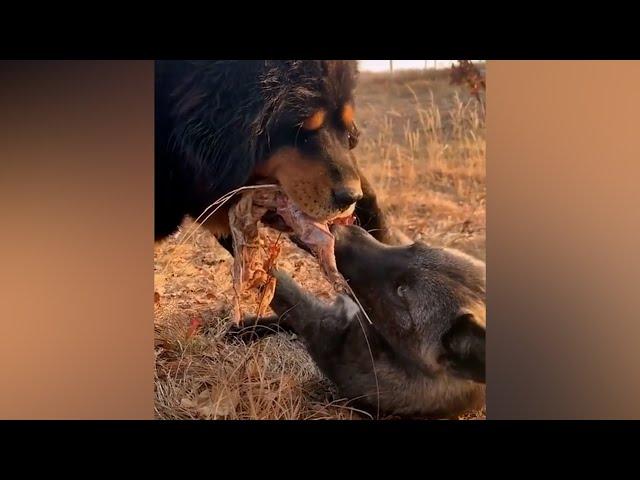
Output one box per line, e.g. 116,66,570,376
155,60,391,249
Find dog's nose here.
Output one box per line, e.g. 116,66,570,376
332,187,363,209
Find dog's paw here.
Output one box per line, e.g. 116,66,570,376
225,315,281,342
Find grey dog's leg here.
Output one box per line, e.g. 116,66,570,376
270,270,356,343
228,270,354,344
227,314,291,341
226,271,318,341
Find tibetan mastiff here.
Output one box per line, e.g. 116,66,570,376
155,60,393,252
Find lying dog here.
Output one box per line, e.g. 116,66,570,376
231,225,486,418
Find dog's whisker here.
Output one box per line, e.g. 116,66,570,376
344,283,373,325
343,281,380,418
350,298,381,419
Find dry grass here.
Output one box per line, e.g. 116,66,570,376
154,67,486,420
357,68,486,260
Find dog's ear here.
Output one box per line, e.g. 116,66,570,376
440,313,486,383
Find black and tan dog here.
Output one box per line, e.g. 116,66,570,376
155,60,392,252
231,225,486,419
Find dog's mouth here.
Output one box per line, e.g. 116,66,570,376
260,204,355,233
252,178,356,233
258,193,356,233
245,186,353,291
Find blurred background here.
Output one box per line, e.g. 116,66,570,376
359,60,484,72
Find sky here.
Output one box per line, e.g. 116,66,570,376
358,60,481,72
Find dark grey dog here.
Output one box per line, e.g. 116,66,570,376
231,224,486,418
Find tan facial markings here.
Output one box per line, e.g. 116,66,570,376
341,104,355,129
254,146,358,221
302,109,326,131
201,204,232,237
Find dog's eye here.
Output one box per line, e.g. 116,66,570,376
347,132,358,149
396,285,408,298
347,123,359,149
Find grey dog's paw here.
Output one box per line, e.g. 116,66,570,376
225,316,284,342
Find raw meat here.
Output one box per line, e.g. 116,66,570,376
228,187,349,324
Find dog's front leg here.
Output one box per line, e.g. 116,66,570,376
354,170,386,238
354,169,408,245
228,271,355,352
355,170,412,246
227,270,327,341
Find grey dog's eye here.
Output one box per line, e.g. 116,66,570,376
396,285,407,298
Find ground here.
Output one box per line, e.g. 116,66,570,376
154,67,486,420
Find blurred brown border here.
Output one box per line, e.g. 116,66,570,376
0,61,154,419
3,60,640,420
488,60,640,419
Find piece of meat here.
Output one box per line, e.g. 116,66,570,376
228,190,276,324
252,189,349,292
228,187,349,324
276,198,347,292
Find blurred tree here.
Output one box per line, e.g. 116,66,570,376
451,61,485,102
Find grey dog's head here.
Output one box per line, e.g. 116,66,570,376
331,224,486,383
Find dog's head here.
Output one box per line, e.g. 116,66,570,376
252,60,363,221
331,224,486,383
166,60,364,222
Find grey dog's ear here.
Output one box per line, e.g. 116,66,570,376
440,313,486,383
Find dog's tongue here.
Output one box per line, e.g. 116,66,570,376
275,195,333,245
